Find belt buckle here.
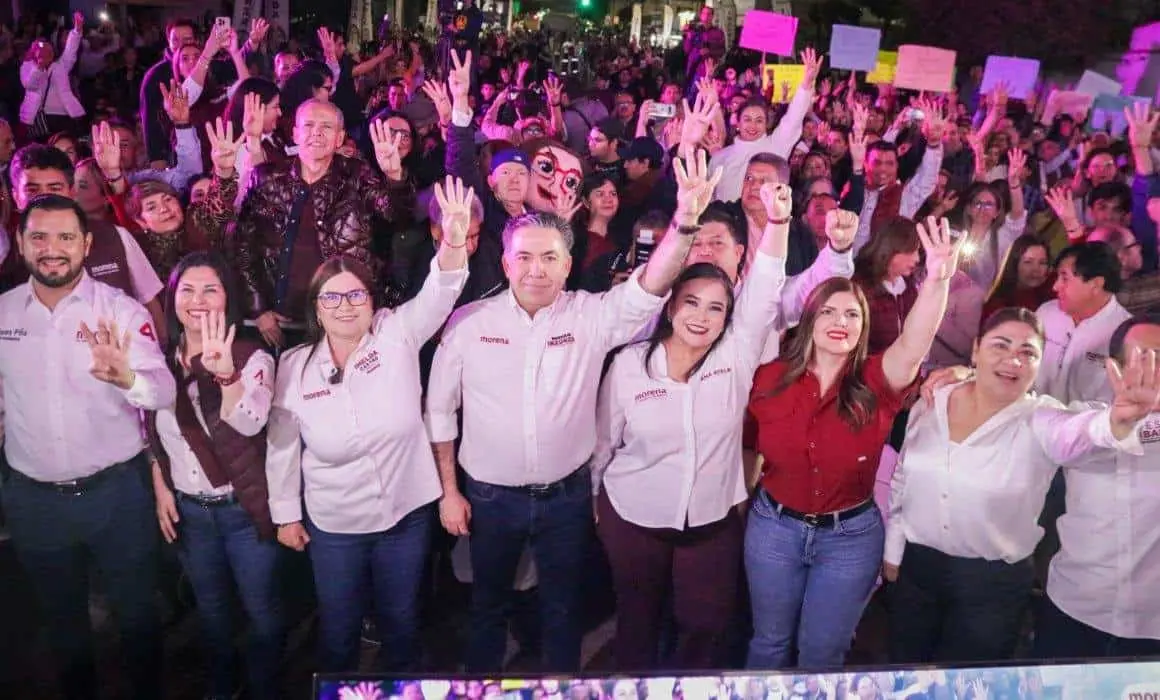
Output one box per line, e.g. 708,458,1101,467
803,513,821,527
528,482,553,497
54,479,84,495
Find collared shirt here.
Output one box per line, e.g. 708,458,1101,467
1049,411,1160,640
593,252,787,529
1035,297,1132,404
885,383,1142,567
854,145,943,253
0,273,175,481
267,260,467,534
156,350,275,497
425,267,667,487
750,354,914,513
709,86,813,202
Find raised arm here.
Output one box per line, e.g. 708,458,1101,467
881,216,963,391
779,209,857,328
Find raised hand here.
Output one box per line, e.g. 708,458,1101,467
316,27,338,64
242,91,267,140
679,90,721,151
338,682,385,700
543,73,564,107
552,189,583,222
759,182,792,222
1107,347,1160,431
1125,102,1159,150
369,120,404,180
206,117,245,176
1007,148,1027,188
825,209,859,251
800,47,822,88
198,309,237,378
73,12,84,32
916,216,962,281
448,50,472,104
695,74,717,105
248,18,270,46
421,80,452,125
90,121,123,177
80,319,134,389
1044,184,1079,225
970,679,990,700
160,79,190,125
433,175,475,248
918,97,948,144
673,148,724,225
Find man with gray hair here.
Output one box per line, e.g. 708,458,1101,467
426,150,723,672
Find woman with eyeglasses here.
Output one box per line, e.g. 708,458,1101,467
948,148,1028,291
266,176,472,672
147,252,282,700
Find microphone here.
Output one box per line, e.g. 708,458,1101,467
328,367,343,385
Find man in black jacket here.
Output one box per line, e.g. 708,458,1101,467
138,18,196,169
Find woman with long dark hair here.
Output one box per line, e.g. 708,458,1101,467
226,77,287,172
947,148,1028,291
147,251,282,700
885,307,1160,663
265,177,472,672
592,183,793,670
981,234,1054,327
853,217,922,354
745,216,963,669
569,172,630,291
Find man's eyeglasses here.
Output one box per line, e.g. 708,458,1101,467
317,290,370,309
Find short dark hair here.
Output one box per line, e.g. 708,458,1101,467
867,140,898,160
11,144,74,187
1109,314,1160,363
1056,241,1123,294
699,203,746,249
165,18,197,41
1089,181,1132,215
746,152,790,182
19,194,88,236
979,306,1045,344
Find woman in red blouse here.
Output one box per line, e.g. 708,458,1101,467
744,216,963,669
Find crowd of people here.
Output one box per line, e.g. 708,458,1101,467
0,5,1159,700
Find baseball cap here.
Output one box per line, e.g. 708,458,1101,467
618,137,664,169
489,148,530,174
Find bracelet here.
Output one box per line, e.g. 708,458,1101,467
770,217,791,226
213,369,241,387
105,172,124,182
676,224,701,236
443,240,468,249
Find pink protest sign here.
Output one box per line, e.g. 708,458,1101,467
738,10,798,57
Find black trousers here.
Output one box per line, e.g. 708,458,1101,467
1032,595,1160,660
889,542,1033,663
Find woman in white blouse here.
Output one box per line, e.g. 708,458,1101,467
884,306,1160,663
148,252,281,700
19,13,85,138
591,182,793,669
266,176,472,672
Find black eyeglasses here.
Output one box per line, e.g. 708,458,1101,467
317,290,370,309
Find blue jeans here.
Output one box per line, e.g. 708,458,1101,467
466,468,592,672
1,455,161,700
175,495,283,700
306,503,433,672
744,489,884,669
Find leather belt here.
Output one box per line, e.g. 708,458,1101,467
178,491,239,507
487,467,588,499
764,491,874,528
8,455,143,496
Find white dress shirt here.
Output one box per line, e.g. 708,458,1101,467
156,350,275,496
1035,297,1132,404
0,273,176,481
709,86,813,202
885,382,1142,567
1048,410,1160,640
425,267,667,487
267,260,467,534
853,144,943,253
593,252,786,529
19,29,85,122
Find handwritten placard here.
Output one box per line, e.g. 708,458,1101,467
739,10,798,56
828,25,881,72
1088,94,1150,135
980,56,1041,99
1041,90,1095,124
866,51,898,85
762,63,806,101
893,45,957,92
1075,70,1122,98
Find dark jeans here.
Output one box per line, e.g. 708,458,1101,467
466,467,592,672
596,489,742,671
306,503,433,672
175,495,283,700
1032,595,1160,660
0,455,161,700
889,542,1034,663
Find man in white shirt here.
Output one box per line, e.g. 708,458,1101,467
1036,314,1160,659
426,150,722,672
0,195,176,700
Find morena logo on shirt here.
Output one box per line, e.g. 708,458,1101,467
303,388,332,401
89,262,121,277
634,388,668,403
0,327,27,341
547,332,576,348
354,350,381,375
699,366,732,381
479,335,510,345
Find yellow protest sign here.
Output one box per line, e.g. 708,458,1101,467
866,50,898,84
762,63,806,102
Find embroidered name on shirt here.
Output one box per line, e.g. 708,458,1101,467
479,336,510,345
303,389,332,401
547,332,576,347
1142,416,1160,445
1086,351,1107,363
0,328,27,341
635,388,668,403
700,367,733,381
354,350,381,374
89,262,121,276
